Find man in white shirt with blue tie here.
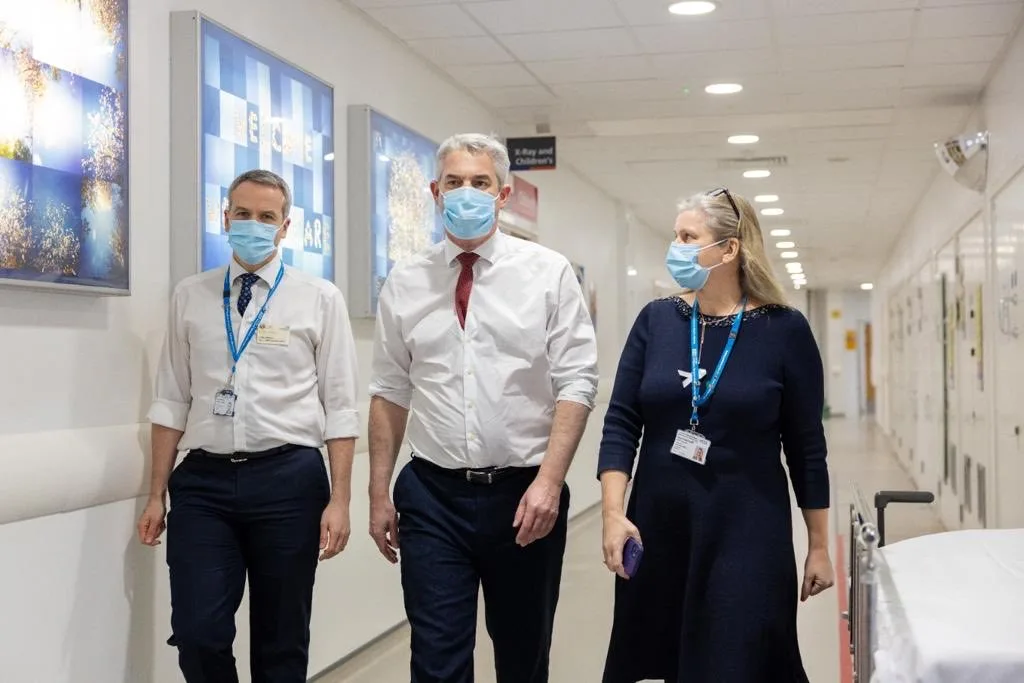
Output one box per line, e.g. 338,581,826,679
368,134,599,683
136,170,360,683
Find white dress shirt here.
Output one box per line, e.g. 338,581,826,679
148,254,360,454
369,230,599,469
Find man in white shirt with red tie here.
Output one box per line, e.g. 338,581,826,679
136,169,360,683
367,134,599,683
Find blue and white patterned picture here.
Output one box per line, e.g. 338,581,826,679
369,111,444,312
200,19,334,282
0,0,129,292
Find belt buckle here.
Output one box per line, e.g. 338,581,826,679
465,469,494,485
230,457,248,463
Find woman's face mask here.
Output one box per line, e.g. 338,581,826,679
665,239,728,291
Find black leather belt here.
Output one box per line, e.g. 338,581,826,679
412,457,537,485
191,443,300,463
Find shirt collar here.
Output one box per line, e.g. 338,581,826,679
229,252,282,285
444,229,506,266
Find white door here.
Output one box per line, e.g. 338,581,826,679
991,172,1024,528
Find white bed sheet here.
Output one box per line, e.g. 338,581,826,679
870,529,1024,683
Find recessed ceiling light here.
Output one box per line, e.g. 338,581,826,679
780,251,799,259
761,208,784,216
791,272,806,279
668,1,717,15
728,134,759,145
755,194,779,203
743,169,770,179
861,283,874,290
770,229,791,237
706,83,743,95
785,262,803,272
776,241,795,249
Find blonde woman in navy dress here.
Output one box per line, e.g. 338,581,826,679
598,188,835,683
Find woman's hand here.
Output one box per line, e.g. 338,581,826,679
602,510,642,579
801,548,835,601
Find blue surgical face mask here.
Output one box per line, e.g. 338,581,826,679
227,219,280,265
442,187,498,240
666,239,727,291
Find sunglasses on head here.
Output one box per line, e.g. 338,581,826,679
707,187,740,221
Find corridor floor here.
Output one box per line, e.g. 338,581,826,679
317,419,944,683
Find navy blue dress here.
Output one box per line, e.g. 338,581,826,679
598,298,829,683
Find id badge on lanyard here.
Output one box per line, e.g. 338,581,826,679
671,297,746,465
214,264,285,418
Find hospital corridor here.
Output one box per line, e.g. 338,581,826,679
1,1,1024,683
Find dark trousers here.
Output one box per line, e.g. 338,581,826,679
165,446,329,683
394,458,570,683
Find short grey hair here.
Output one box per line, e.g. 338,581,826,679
228,169,292,219
436,133,511,185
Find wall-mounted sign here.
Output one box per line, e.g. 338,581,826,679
507,136,556,171
506,175,538,222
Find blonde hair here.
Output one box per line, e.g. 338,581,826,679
678,189,790,307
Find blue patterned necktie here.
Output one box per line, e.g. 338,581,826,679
237,273,260,316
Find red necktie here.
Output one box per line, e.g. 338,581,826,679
455,252,479,329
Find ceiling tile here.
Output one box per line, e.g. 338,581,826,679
526,56,654,84
782,89,900,112
779,67,904,93
633,20,773,54
350,0,449,6
649,49,778,80
902,63,993,88
772,0,918,14
407,36,515,65
776,10,915,45
497,28,641,61
470,84,557,107
446,62,539,87
916,4,1024,38
463,0,623,34
908,36,1007,64
780,42,907,72
363,3,484,39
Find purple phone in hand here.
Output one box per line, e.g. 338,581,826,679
623,537,643,578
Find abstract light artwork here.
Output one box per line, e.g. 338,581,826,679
199,19,335,281
368,110,443,312
0,0,129,293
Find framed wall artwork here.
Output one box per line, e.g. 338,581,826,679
169,12,335,286
348,105,444,317
0,0,130,294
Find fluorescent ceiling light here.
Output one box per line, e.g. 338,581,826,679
861,283,874,290
791,272,806,280
323,153,336,162
668,1,717,15
728,134,759,144
776,241,795,249
785,263,803,272
743,169,770,179
780,251,798,259
627,267,638,277
755,194,778,203
706,83,743,95
761,208,784,216
770,229,791,237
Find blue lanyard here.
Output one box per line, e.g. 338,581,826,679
223,264,285,379
689,296,746,428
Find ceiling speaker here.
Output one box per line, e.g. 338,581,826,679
934,131,989,192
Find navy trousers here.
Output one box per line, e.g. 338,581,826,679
165,446,329,683
394,458,570,683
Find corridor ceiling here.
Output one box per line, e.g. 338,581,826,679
344,0,1024,288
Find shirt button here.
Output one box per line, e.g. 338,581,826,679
466,369,473,376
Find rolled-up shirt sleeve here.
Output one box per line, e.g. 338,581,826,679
547,262,599,409
316,287,361,440
369,275,413,409
147,285,192,431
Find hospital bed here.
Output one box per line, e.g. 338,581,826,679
845,486,1024,683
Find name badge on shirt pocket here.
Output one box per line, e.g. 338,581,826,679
256,324,290,346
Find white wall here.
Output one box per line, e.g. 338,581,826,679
876,18,1024,530
0,1,665,681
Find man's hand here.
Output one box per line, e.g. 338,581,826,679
137,496,167,547
369,494,400,563
513,474,563,547
319,500,350,561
